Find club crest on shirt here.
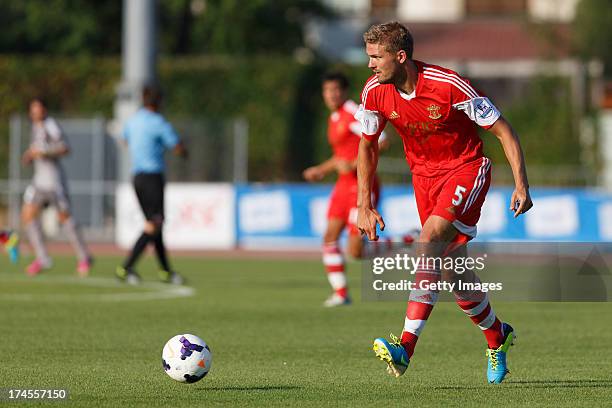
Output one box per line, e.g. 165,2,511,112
426,104,442,120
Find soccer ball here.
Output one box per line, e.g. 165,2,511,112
162,334,212,383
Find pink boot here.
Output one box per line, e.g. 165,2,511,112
77,258,93,277
26,259,49,276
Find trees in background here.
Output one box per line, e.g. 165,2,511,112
573,0,612,77
0,0,332,56
0,1,121,54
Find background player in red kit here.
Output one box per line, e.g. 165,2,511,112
355,22,532,383
303,72,388,307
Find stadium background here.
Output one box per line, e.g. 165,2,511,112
1,0,612,249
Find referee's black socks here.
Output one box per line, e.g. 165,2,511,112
152,231,171,272
124,232,152,269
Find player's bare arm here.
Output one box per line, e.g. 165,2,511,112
356,136,384,240
488,117,532,217
173,141,189,158
35,144,70,160
334,159,355,175
20,145,67,164
303,157,337,182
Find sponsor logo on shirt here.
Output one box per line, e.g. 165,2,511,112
426,104,442,120
389,111,400,120
404,121,443,138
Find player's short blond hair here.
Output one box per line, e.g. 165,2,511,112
363,21,414,58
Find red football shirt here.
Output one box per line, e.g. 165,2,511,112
357,60,501,177
328,99,362,161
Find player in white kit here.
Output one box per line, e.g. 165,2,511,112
21,97,92,276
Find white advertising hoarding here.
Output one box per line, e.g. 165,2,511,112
116,183,236,249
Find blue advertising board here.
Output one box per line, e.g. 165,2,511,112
235,184,612,248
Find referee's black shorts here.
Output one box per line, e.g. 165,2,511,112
133,173,165,223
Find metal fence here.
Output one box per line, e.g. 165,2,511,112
2,115,248,241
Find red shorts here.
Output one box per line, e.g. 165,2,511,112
412,157,491,243
327,173,380,236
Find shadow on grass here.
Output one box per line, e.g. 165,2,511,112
505,379,612,388
204,385,302,392
434,379,612,390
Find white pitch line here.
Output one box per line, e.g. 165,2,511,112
0,275,195,302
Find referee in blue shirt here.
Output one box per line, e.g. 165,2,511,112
116,86,188,285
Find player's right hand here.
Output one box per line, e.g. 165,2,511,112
174,141,189,159
357,206,385,241
302,166,324,182
510,186,533,218
21,149,33,165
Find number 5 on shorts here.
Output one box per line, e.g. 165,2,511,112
452,185,467,206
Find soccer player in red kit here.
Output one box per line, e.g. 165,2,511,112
355,22,532,383
303,72,389,307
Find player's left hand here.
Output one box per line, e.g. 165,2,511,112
510,187,533,218
357,206,385,241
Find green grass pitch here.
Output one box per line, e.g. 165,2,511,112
1,254,611,407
